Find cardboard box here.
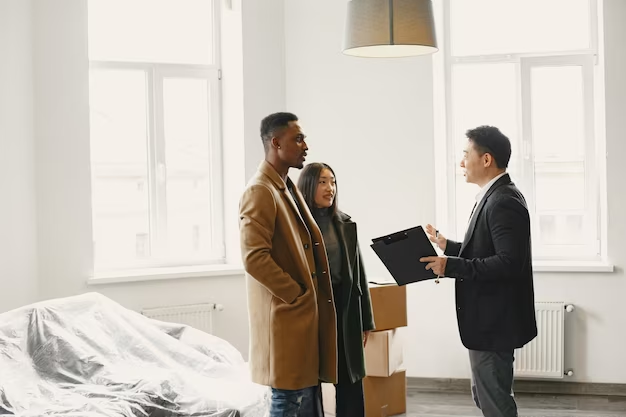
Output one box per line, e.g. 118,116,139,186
322,370,407,417
363,370,407,417
368,283,407,331
365,328,404,377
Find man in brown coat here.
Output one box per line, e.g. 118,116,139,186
239,112,337,416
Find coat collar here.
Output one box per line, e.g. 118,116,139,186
335,210,352,223
474,171,508,206
459,173,511,255
258,160,310,233
258,160,287,190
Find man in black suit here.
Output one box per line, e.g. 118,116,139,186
420,125,537,417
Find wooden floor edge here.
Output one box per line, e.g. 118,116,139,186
407,377,626,397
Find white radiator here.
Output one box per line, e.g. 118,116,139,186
141,302,223,334
514,301,573,379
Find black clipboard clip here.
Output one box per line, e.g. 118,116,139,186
373,230,409,245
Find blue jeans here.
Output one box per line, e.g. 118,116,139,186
269,386,322,417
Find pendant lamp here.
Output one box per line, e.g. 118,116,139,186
344,0,438,58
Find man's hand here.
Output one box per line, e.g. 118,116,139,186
420,256,448,276
363,331,371,347
425,224,447,251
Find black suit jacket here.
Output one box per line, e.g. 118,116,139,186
444,174,537,352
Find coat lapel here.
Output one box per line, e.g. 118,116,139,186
291,181,323,241
459,174,510,256
335,214,357,283
283,179,309,234
257,161,309,234
334,212,357,312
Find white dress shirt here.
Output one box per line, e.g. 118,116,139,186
468,171,508,224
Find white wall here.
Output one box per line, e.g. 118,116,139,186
0,0,39,312
29,0,285,359
284,0,626,383
241,0,286,179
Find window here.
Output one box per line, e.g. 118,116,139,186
436,0,605,262
88,0,224,271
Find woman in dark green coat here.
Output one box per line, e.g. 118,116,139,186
298,163,375,417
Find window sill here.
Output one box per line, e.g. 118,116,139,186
533,260,614,273
88,264,245,285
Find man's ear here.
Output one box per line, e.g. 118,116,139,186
483,152,494,168
271,136,281,149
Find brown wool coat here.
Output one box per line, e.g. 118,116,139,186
239,160,337,390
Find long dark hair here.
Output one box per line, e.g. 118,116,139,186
297,162,338,217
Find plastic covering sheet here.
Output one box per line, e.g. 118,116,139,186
0,293,269,417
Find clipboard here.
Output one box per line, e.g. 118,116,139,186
370,226,438,286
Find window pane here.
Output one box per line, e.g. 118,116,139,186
534,162,585,212
530,66,588,246
89,69,150,267
452,63,521,238
163,78,212,259
537,214,586,245
455,174,480,240
530,66,585,160
88,0,214,65
450,0,591,56
452,63,519,164
534,162,587,245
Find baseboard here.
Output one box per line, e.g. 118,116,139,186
407,377,626,397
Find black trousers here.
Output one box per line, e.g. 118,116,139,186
469,350,518,417
333,283,365,417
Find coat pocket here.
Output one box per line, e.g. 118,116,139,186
290,283,306,304
270,292,319,383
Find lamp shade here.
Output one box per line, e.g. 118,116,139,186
343,0,438,58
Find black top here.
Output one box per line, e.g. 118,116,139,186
312,207,344,286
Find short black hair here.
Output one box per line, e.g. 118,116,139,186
297,162,338,217
260,112,298,150
465,125,511,169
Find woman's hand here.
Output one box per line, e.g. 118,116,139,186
363,331,371,347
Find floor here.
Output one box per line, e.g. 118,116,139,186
402,390,626,417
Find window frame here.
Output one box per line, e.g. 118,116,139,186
436,0,608,265
519,55,598,261
88,0,225,272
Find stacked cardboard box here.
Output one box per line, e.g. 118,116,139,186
363,282,407,416
322,282,407,417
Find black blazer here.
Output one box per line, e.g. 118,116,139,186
444,174,537,352
332,211,375,383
